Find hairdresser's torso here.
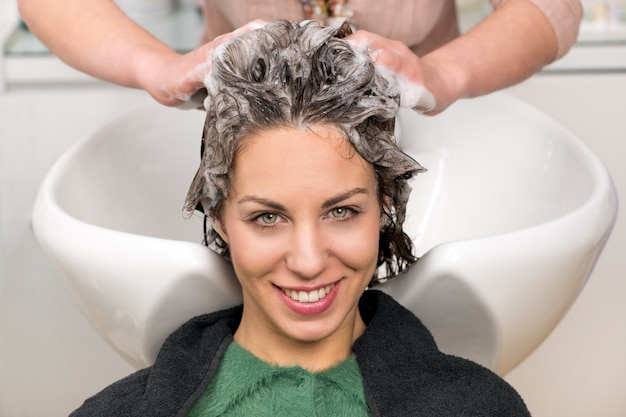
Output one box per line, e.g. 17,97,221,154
201,0,459,56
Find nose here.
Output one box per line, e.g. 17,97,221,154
285,222,328,279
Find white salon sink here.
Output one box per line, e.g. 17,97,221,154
32,93,617,374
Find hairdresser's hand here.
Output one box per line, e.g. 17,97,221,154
346,30,454,115
346,0,564,116
142,20,267,109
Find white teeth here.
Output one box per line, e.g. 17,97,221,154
283,284,335,303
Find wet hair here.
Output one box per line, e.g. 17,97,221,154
183,19,426,285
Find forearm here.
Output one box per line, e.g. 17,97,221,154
18,0,178,90
421,0,558,113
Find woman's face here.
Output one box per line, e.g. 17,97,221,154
215,125,381,364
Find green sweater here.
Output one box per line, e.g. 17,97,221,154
188,342,370,416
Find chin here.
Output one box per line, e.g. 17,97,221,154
280,312,360,345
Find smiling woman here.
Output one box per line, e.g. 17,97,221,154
69,19,531,417
215,125,381,372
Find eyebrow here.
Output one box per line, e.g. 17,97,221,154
321,188,369,209
237,188,369,210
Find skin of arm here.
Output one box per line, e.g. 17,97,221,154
346,0,558,115
19,0,557,113
17,0,258,107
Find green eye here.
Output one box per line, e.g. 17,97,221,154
259,213,279,224
330,207,350,219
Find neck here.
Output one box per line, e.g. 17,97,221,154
233,311,366,372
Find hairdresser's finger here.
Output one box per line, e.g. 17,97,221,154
188,20,268,83
347,30,422,82
346,30,435,113
175,20,268,109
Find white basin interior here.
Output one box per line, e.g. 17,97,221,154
32,93,617,374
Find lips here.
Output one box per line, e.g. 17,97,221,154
276,282,340,315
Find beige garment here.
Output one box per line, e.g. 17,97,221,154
201,0,457,56
201,0,581,60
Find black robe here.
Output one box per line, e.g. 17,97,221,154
71,290,531,416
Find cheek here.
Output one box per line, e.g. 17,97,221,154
333,214,381,270
227,226,284,279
